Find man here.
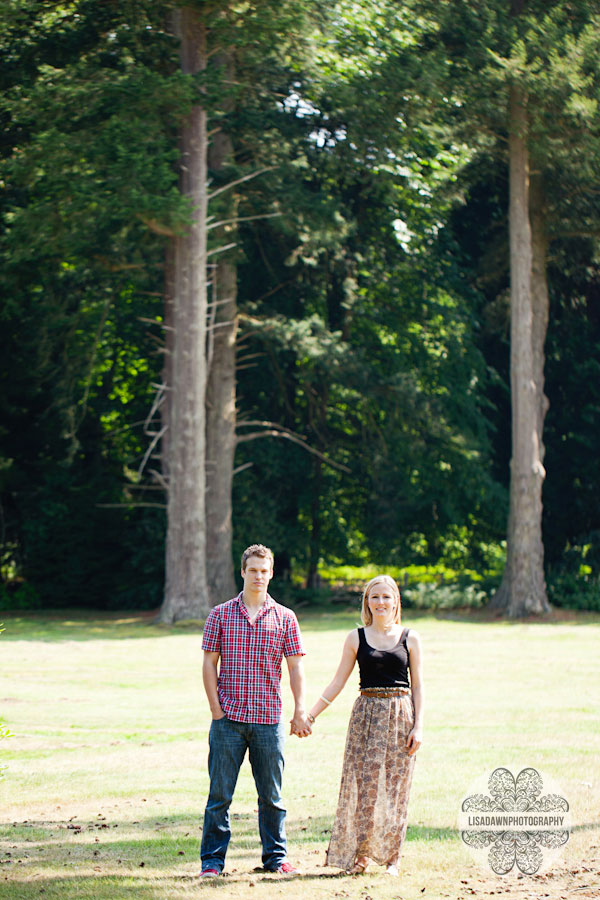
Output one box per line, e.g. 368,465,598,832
199,544,311,877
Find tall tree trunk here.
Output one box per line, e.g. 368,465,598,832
305,387,328,589
306,458,322,589
205,248,237,604
530,173,550,467
161,241,175,482
160,7,210,622
491,85,550,617
205,52,238,605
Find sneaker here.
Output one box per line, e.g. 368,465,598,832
270,861,300,875
199,868,220,877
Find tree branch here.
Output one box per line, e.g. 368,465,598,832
138,424,168,479
148,469,169,491
143,383,166,434
236,422,350,473
96,502,167,509
207,166,274,201
207,319,236,332
207,211,282,231
138,316,174,332
233,462,254,476
137,215,178,238
207,242,237,257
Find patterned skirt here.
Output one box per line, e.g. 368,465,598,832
326,693,416,870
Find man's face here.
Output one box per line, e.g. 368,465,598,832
241,555,273,595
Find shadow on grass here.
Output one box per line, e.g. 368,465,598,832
0,608,362,641
0,610,201,642
0,810,462,887
0,810,344,900
2,606,599,644
1,810,335,854
432,608,600,626
5,812,595,899
0,868,356,900
0,875,172,900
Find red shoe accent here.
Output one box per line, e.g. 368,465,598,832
272,861,300,874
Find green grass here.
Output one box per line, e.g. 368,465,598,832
1,607,600,900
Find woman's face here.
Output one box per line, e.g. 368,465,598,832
367,581,397,623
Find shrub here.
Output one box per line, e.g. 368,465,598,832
402,581,489,610
547,571,600,612
0,581,42,611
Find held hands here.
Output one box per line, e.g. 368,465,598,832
289,711,313,738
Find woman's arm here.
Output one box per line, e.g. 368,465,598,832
406,630,424,755
306,629,359,723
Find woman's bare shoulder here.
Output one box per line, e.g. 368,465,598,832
345,628,360,649
406,628,422,648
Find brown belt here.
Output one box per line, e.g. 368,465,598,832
360,687,410,698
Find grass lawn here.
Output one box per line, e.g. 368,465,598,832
0,606,599,900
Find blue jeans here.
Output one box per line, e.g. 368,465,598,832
200,717,287,872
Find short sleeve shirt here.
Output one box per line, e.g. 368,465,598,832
201,592,305,724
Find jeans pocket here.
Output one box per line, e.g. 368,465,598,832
209,716,227,741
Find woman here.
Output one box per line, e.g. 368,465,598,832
306,574,423,876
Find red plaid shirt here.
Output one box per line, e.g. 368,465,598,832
202,592,305,724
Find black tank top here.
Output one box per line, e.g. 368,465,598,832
357,627,411,689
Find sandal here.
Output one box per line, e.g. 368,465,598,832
347,857,370,875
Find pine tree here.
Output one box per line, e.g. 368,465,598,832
414,0,600,615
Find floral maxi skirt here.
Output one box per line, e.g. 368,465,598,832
326,693,416,871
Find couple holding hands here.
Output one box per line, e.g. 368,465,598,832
200,544,424,878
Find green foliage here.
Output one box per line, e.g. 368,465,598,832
321,560,501,587
318,562,499,610
0,581,41,611
544,522,600,613
2,0,599,609
230,6,506,580
403,580,489,610
543,262,600,568
418,1,600,589
0,0,179,608
547,569,600,613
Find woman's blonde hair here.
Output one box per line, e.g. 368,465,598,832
361,574,402,626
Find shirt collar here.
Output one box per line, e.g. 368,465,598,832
235,591,275,618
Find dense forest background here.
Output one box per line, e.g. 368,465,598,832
1,0,599,613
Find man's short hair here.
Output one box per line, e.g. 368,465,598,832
241,544,275,572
